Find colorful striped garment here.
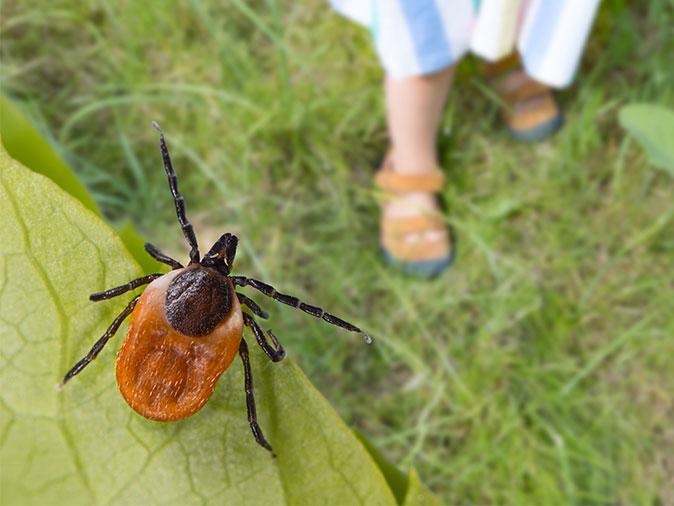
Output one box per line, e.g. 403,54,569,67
330,0,601,88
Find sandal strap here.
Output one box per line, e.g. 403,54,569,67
375,165,446,193
382,235,451,261
381,215,445,236
381,215,450,261
375,155,452,263
505,93,559,130
498,70,550,104
483,52,520,78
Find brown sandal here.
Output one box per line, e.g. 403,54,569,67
485,55,564,142
374,158,455,277
498,69,563,141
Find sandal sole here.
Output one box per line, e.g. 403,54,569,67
507,112,564,143
381,244,456,279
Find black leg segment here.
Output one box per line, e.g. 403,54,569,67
231,276,373,344
144,243,183,270
89,274,162,302
152,121,200,264
237,292,268,319
61,294,141,386
243,312,285,362
238,338,275,457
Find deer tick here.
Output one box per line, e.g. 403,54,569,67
60,122,372,456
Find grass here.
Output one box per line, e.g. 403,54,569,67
2,0,673,503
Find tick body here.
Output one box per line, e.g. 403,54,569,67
61,122,372,456
116,267,242,421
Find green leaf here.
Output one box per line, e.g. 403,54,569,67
354,428,409,504
619,103,674,175
402,470,442,506
116,220,165,275
0,94,99,214
0,95,161,274
354,430,440,506
0,145,400,505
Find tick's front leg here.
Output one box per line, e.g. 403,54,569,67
232,275,372,344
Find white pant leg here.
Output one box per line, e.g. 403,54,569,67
330,0,475,78
518,0,602,88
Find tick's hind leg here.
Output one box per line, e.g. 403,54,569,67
232,276,373,344
144,243,183,270
61,294,141,386
238,338,275,457
243,312,285,362
89,274,162,302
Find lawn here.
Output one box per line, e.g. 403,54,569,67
2,0,673,503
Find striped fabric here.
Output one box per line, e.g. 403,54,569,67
330,0,601,88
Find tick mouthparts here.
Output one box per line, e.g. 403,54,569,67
362,333,373,345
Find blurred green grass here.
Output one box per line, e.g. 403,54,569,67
2,0,673,503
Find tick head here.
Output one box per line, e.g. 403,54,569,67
201,233,238,276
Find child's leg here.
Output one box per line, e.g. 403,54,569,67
382,66,454,247
385,66,455,175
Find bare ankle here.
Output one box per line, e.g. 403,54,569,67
388,149,439,176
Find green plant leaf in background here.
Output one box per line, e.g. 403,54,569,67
354,430,440,506
0,95,100,214
402,471,441,506
619,103,674,175
0,95,161,274
0,144,437,504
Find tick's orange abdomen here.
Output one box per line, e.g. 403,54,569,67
115,269,243,421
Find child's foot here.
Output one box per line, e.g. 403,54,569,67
498,69,564,142
375,155,454,278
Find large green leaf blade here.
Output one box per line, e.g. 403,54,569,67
0,146,397,505
619,103,674,175
0,94,100,215
0,95,161,274
354,428,409,504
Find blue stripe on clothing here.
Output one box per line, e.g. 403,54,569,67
371,0,379,43
398,0,453,75
524,1,566,77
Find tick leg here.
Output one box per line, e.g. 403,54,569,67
144,242,183,270
90,274,162,302
61,294,141,386
231,276,373,344
152,122,200,264
237,292,269,319
238,338,275,457
202,233,238,274
243,312,285,362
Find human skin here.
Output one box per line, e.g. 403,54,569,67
383,65,455,246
